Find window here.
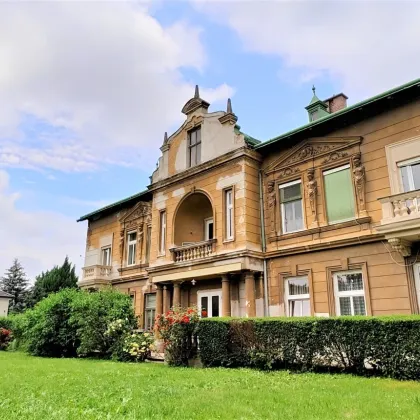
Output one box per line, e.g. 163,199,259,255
130,293,135,309
188,127,201,167
324,165,355,223
225,188,234,240
159,211,166,255
279,180,304,233
285,277,310,317
145,226,152,263
101,247,111,266
334,271,366,316
204,217,214,241
198,290,221,318
414,263,420,309
127,232,137,266
144,293,156,330
400,158,420,192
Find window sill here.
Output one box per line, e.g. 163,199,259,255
223,238,235,244
268,216,371,242
118,263,149,273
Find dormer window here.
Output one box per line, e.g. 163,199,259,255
188,127,201,167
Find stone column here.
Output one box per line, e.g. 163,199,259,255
173,282,181,308
156,284,163,315
221,275,231,317
163,285,171,313
245,272,256,317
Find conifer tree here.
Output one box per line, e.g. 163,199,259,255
0,259,29,313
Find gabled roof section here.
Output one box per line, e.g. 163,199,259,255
0,290,13,298
256,77,420,151
234,124,261,146
77,189,152,222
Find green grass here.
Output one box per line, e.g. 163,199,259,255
1,352,420,420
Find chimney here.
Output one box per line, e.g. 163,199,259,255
324,93,348,113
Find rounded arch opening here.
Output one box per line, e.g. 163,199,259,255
174,192,214,246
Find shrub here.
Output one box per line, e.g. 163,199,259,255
197,316,420,380
155,307,199,366
0,317,14,330
0,328,13,350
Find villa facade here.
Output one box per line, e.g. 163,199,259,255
78,79,420,327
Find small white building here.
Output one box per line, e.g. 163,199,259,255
0,290,13,317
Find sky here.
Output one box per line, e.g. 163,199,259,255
1,0,420,281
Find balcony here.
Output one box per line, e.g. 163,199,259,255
170,239,216,263
377,189,420,256
81,265,113,284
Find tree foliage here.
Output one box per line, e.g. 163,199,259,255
0,259,29,313
28,257,78,307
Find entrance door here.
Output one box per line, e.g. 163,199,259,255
415,263,420,310
198,290,221,318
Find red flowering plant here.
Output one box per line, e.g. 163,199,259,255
155,307,199,366
0,328,13,351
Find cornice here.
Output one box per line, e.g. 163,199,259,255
148,147,262,192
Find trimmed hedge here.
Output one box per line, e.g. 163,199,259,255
197,316,420,380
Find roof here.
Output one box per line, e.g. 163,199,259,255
77,189,152,222
234,124,261,146
256,77,420,151
0,290,13,298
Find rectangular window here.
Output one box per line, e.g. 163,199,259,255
127,232,137,266
159,211,166,255
144,293,156,330
204,218,214,241
188,127,201,167
279,180,304,233
130,293,135,309
145,226,152,263
225,188,234,240
285,277,310,317
334,271,366,316
400,158,420,192
101,247,111,266
324,165,355,223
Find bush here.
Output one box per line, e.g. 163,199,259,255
155,307,199,366
0,328,12,350
197,316,420,380
20,288,137,359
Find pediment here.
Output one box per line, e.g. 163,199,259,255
265,136,362,175
120,202,151,224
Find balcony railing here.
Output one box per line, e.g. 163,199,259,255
170,239,216,263
379,189,420,225
82,265,112,281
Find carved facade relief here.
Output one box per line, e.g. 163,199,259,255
352,153,367,214
267,181,276,232
322,151,349,164
276,167,300,179
306,168,318,227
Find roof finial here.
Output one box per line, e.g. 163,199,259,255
194,85,199,99
163,131,168,144
227,98,233,114
312,85,316,95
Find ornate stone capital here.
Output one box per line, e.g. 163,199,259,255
388,238,412,257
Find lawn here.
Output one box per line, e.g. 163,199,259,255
1,352,420,420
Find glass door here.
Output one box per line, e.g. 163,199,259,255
198,290,221,318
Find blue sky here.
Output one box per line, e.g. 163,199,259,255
1,0,419,279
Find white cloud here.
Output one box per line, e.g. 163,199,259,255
194,0,420,100
0,170,86,281
0,2,233,173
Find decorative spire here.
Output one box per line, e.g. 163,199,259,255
194,85,200,99
163,131,168,145
227,98,233,114
181,84,210,115
312,85,316,95
305,85,330,122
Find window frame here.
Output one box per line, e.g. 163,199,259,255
159,210,166,256
101,246,111,266
284,276,311,317
414,263,420,311
204,217,214,241
126,231,137,266
333,270,367,316
398,157,420,192
129,292,136,310
144,293,157,330
279,179,305,234
224,187,234,241
197,289,222,318
187,126,202,168
323,164,356,224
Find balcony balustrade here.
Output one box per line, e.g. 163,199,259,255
170,239,216,263
379,190,420,224
81,265,112,282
